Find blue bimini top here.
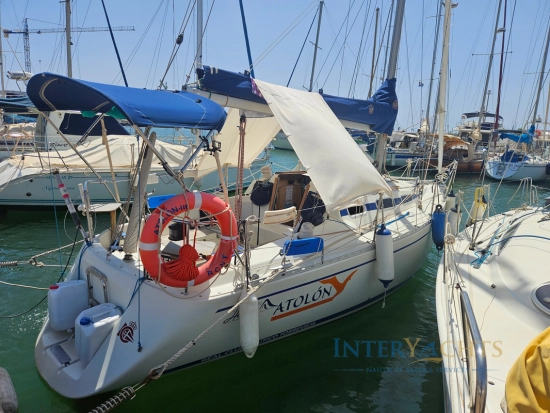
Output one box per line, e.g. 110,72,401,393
27,73,227,131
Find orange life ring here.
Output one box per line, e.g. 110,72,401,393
139,192,238,288
535,129,542,137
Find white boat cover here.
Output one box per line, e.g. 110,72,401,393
194,108,280,178
254,79,392,211
5,136,194,169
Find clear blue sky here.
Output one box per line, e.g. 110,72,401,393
1,0,549,132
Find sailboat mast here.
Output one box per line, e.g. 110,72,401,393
196,0,203,71
425,0,442,133
477,0,502,129
308,0,324,92
382,1,395,80
368,8,380,98
65,0,72,78
386,0,404,78
375,0,405,173
437,0,453,173
493,0,506,131
532,22,550,125
239,0,255,78
0,6,5,97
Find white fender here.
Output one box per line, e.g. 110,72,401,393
0,367,18,413
376,224,395,288
239,288,259,358
448,207,459,236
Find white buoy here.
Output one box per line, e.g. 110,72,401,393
445,189,456,212
376,224,395,288
239,288,259,358
0,367,18,413
448,207,459,236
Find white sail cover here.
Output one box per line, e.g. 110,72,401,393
254,79,392,211
194,108,280,179
7,136,194,169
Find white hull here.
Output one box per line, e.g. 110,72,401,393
272,132,294,150
436,208,550,412
0,159,265,207
35,178,444,398
485,158,549,181
385,150,424,167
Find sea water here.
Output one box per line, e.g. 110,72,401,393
1,149,549,412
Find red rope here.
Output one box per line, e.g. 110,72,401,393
162,220,200,282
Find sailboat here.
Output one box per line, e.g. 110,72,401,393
436,180,550,412
485,14,550,182
31,69,454,400
0,105,271,208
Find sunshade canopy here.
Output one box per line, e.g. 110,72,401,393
27,73,227,131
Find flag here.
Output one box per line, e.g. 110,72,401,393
251,78,264,98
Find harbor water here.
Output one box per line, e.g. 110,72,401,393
1,148,549,412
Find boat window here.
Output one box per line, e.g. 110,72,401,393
348,205,364,216
377,198,395,209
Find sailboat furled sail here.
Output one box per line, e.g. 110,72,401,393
195,66,398,134
253,79,392,211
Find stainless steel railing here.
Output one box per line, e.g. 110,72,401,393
460,291,487,413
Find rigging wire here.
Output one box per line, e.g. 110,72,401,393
287,8,319,87
447,0,491,118
146,0,170,89
112,1,166,85
184,0,217,83
338,0,352,95
319,1,363,89
0,227,81,319
499,0,517,116
159,0,196,89
348,0,370,98
250,0,318,71
514,0,547,126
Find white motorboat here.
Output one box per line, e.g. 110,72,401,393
436,181,550,411
30,73,452,399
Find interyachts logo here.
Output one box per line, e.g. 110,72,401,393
333,337,502,372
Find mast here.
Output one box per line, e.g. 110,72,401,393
476,0,502,132
375,0,405,173
437,0,454,173
425,0,442,133
493,1,506,134
532,22,550,125
239,0,255,78
382,0,395,80
65,0,72,78
308,0,324,92
0,6,5,97
368,8,380,98
195,0,203,71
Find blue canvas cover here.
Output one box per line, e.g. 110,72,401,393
3,114,37,123
58,112,129,136
0,96,35,113
27,73,226,131
500,125,534,145
197,66,398,135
